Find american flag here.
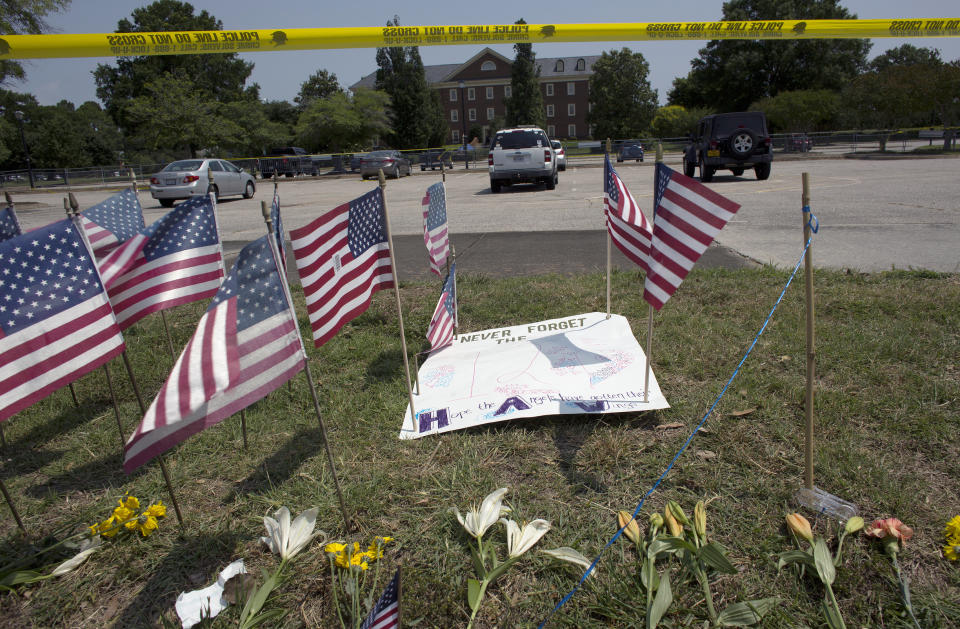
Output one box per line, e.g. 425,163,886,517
0,218,125,423
360,569,400,629
290,188,394,348
0,205,22,242
80,188,145,258
426,263,456,350
99,195,224,330
643,163,741,310
124,234,307,473
604,155,652,272
271,188,286,273
422,182,449,276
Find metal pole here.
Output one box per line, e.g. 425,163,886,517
378,170,417,422
802,172,815,490
459,81,468,170
13,111,34,189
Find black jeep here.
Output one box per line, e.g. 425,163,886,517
683,112,772,182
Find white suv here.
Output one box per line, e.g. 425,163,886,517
488,126,558,193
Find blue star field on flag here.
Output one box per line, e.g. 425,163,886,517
81,187,144,245
209,236,287,332
0,206,22,242
654,162,673,217
348,188,388,258
142,195,219,261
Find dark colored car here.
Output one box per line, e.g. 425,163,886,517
360,150,412,179
683,111,773,182
785,133,812,153
617,142,644,163
420,150,453,171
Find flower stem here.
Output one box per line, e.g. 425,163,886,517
891,554,922,629
696,565,718,626
824,582,847,629
466,578,490,629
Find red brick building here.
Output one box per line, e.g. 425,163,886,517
350,48,600,143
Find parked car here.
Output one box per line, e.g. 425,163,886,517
420,150,453,171
551,140,567,171
488,126,557,193
617,141,644,163
785,133,812,153
349,153,366,172
260,147,311,178
683,111,773,182
149,158,256,207
360,150,412,179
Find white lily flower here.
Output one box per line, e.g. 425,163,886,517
500,517,551,558
450,488,511,539
260,506,321,561
51,536,101,576
541,546,597,576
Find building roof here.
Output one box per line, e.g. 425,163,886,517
349,50,602,91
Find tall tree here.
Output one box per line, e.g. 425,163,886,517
295,69,342,111
868,44,943,72
587,48,657,140
0,0,70,84
668,0,870,112
295,88,391,152
749,89,842,132
505,18,545,129
375,16,445,148
93,0,255,131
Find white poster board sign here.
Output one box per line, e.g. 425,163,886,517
400,312,669,439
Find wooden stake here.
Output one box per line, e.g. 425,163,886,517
643,143,665,404
102,363,127,453
802,172,815,490
0,477,26,534
159,311,176,360
240,409,248,450
0,424,6,450
62,196,82,408
120,350,185,527
378,170,417,422
605,138,612,319
261,201,352,531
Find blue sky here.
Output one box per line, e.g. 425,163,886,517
13,1,960,107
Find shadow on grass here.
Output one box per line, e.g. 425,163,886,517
364,349,407,385
114,531,240,628
3,399,110,455
226,426,324,501
23,452,147,499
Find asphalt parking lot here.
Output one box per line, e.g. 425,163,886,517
10,155,960,277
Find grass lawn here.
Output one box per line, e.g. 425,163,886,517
0,267,958,627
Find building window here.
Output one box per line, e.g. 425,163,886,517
485,86,493,99
467,87,475,101
546,104,555,118
468,108,477,121
451,110,458,122
486,107,495,120
567,103,575,116
547,124,556,137
449,89,457,102
481,60,496,71
568,124,576,137
545,83,554,96
452,129,460,142
567,82,575,96
504,85,512,98
554,59,564,72
576,58,585,71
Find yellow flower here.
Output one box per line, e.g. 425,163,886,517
617,511,642,545
664,506,683,537
145,502,166,519
693,501,707,540
944,544,959,561
786,513,814,543
945,515,960,540
97,516,120,538
118,495,140,511
325,542,346,554
136,514,159,537
350,553,369,570
334,551,350,569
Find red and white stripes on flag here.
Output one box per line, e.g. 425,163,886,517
426,263,456,350
643,163,741,310
422,182,450,276
604,155,652,271
0,219,125,423
124,235,306,473
102,195,224,330
80,187,145,259
291,188,394,348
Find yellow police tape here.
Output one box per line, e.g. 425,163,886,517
2,19,959,59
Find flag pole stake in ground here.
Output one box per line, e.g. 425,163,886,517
61,196,82,409
0,477,26,533
793,172,858,522
261,200,353,532
604,138,612,320
101,362,127,454
378,169,417,421
643,142,665,403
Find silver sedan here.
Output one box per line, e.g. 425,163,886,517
149,158,257,208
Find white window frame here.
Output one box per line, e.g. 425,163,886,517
450,109,458,122
568,124,577,137
452,129,460,142
486,107,495,120
481,60,496,71
504,85,512,98
576,58,585,71
467,87,476,101
449,89,457,102
567,82,575,96
546,104,555,118
468,108,477,121
555,60,564,72
547,124,556,137
567,103,576,116
545,83,554,96
485,86,494,99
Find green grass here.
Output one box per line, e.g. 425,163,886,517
1,267,958,627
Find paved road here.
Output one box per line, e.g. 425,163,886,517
10,155,959,276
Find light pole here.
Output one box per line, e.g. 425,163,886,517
459,80,468,169
13,111,35,189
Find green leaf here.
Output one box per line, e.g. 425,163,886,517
467,578,483,612
716,598,779,626
649,536,694,557
640,558,659,592
822,598,846,629
470,546,485,577
777,550,815,571
647,571,673,629
700,542,737,574
813,538,836,586
243,609,287,628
